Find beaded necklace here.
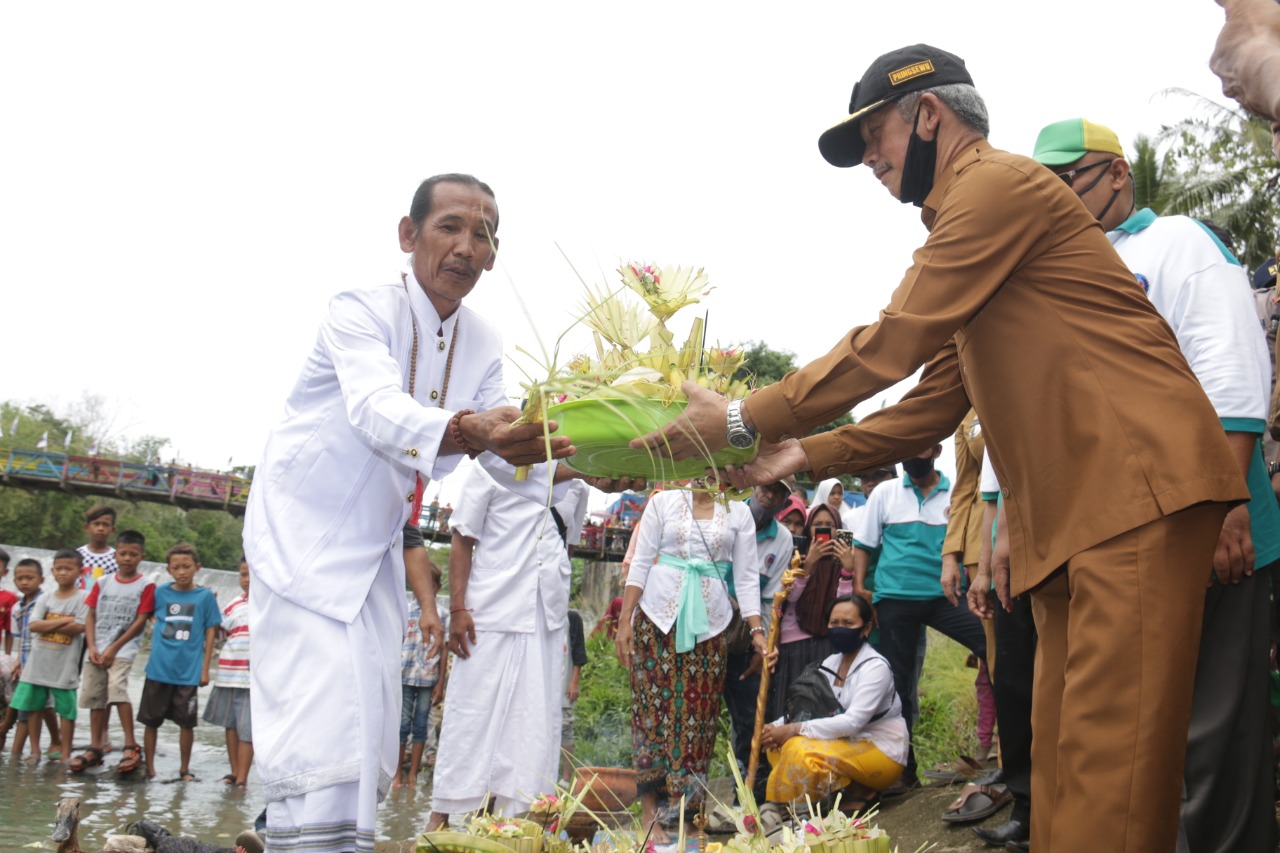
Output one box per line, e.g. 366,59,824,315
403,275,460,405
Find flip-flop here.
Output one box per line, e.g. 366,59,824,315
940,783,1012,823
220,773,238,785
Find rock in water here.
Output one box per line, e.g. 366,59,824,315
125,820,236,853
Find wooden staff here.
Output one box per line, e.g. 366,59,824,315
746,549,806,791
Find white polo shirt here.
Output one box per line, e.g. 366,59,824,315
853,472,952,603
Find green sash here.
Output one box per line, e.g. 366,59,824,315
658,553,731,653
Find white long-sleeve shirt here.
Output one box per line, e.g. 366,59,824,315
245,271,557,623
774,648,908,766
626,490,761,642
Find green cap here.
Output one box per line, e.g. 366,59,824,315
1032,118,1125,166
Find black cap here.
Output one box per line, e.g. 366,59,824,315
1254,255,1279,289
818,44,974,168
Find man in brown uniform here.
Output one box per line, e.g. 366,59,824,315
633,45,1247,853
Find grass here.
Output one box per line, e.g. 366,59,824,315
913,630,983,774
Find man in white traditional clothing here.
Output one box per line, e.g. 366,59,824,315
244,174,596,853
427,464,590,827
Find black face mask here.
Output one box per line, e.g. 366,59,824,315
749,498,775,533
827,626,867,655
902,457,934,479
899,103,937,208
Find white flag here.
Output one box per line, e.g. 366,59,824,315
89,439,99,456
9,415,17,434
64,430,73,449
36,431,48,450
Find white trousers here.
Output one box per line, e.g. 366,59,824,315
250,550,406,853
431,591,565,819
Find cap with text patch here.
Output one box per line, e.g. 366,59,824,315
818,44,974,168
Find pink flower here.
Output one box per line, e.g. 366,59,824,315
804,823,821,836
743,815,758,834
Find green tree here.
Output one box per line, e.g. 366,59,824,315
0,399,244,568
1153,91,1280,268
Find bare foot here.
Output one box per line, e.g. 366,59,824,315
392,776,403,789
645,821,670,846
425,812,448,832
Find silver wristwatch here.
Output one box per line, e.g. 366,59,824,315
726,399,758,449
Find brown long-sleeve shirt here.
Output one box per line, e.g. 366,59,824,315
750,140,1247,595
942,409,986,567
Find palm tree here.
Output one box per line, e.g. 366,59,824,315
1152,89,1280,269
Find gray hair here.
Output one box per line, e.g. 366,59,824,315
896,84,989,137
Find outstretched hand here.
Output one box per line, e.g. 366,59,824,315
721,438,811,490
460,407,575,466
629,382,729,461
574,474,650,493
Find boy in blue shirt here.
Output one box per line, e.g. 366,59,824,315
138,543,221,780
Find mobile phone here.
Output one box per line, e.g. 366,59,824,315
836,529,854,547
813,526,832,543
794,535,811,555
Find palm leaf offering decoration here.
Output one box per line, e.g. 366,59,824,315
514,262,758,481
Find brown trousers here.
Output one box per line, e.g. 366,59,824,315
1028,502,1226,853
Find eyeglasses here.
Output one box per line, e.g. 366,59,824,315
1053,159,1114,189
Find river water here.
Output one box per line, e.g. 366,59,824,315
0,546,431,851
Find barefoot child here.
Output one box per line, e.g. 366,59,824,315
74,530,155,774
138,543,220,780
9,551,89,764
204,557,253,787
393,560,446,789
3,558,63,759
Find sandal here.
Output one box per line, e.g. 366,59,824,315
68,747,104,773
940,783,1012,823
117,745,144,775
220,773,238,785
838,792,880,816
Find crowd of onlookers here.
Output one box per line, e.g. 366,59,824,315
0,505,253,786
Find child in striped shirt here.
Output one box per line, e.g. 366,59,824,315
204,557,252,787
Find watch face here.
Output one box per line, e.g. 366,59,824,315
728,432,755,450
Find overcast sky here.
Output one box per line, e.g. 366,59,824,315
1,1,1235,503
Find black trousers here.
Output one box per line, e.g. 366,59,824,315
993,591,1036,826
875,595,987,777
1177,565,1279,853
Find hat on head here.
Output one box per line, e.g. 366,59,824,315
818,44,974,168
774,494,808,524
1255,254,1279,289
1032,119,1126,167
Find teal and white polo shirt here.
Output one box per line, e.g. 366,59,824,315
853,472,952,603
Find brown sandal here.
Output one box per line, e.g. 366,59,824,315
116,745,143,775
69,747,105,773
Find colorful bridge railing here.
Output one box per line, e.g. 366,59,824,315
1,447,251,516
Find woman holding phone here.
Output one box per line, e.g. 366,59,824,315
766,502,857,721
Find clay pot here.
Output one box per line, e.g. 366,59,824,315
570,766,637,812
